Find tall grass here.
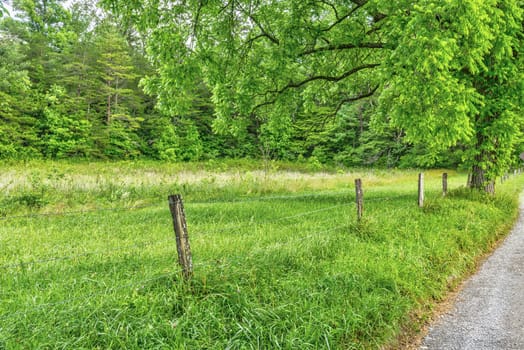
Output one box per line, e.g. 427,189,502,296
1,161,522,349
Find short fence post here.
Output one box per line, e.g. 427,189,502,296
168,194,193,280
442,173,448,196
355,178,363,221
418,173,424,208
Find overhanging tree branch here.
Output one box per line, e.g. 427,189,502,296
252,63,380,113
248,14,280,45
301,42,385,56
192,0,204,37
333,85,379,116
237,3,280,45
321,0,369,32
298,85,380,133
316,0,339,19
269,63,380,95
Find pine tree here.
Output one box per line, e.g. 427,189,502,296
94,21,142,157
0,25,39,158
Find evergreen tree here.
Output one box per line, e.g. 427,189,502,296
0,25,39,158
93,21,142,158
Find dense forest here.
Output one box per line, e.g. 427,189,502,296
0,0,521,175
0,0,452,166
1,0,224,161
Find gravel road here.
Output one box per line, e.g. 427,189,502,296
420,194,524,350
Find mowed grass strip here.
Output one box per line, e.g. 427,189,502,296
0,163,523,349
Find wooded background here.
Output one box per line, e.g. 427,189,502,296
1,1,522,189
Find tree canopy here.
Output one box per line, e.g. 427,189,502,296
102,0,523,192
0,0,522,191
0,0,266,161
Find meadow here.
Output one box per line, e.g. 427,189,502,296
1,160,523,349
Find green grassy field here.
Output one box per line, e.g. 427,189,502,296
1,161,523,349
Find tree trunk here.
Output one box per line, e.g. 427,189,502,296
468,115,497,195
106,94,111,125
358,103,364,136
468,121,496,195
115,77,119,110
469,160,496,195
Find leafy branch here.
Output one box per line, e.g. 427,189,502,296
301,42,385,56
320,0,369,32
252,63,380,113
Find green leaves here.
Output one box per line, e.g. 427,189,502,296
0,0,521,180
97,0,523,181
0,2,8,18
378,0,523,186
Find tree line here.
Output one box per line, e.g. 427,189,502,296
1,0,251,161
0,0,433,166
1,0,523,192
101,0,523,192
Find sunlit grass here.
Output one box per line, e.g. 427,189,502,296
1,160,523,349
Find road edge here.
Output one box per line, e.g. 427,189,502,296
383,192,523,350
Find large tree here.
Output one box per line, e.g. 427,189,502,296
103,0,523,193
379,0,523,192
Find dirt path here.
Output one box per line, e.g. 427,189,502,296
420,194,524,350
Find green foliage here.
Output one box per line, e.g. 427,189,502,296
259,112,294,160
139,115,178,160
0,24,40,159
0,3,7,18
175,119,204,161
0,0,522,177
100,0,523,189
1,1,163,160
40,85,93,158
379,1,480,148
380,0,523,188
460,0,524,182
305,101,410,167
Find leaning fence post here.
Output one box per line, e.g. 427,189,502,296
442,173,448,196
168,194,193,280
418,173,424,208
355,178,363,221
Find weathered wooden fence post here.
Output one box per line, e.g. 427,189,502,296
418,173,424,208
355,178,363,221
442,173,448,196
168,194,193,280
